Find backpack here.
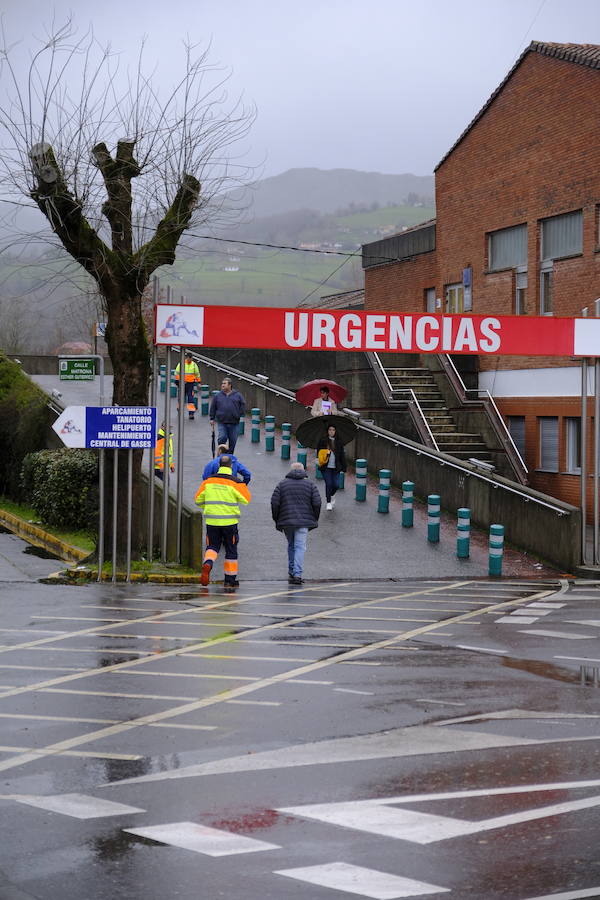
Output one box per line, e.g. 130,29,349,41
317,448,331,467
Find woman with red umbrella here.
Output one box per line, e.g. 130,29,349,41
311,385,338,417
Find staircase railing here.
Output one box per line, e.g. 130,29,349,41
437,354,528,484
367,352,439,450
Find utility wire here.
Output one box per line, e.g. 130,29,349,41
296,254,357,307
186,231,362,257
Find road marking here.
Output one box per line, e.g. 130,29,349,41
123,822,279,856
555,655,600,663
2,792,144,819
434,709,600,726
111,670,260,681
513,608,554,616
496,616,539,624
456,645,507,654
565,620,600,627
226,699,281,706
528,602,566,608
0,712,120,724
0,745,141,760
415,698,466,706
334,688,374,696
0,583,553,776
519,629,594,639
279,784,600,845
39,687,195,701
524,889,600,899
0,664,86,672
274,862,449,898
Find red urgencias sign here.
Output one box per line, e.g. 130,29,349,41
154,304,599,356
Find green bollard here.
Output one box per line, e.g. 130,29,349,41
377,469,391,513
238,412,245,436
200,384,210,416
265,415,275,452
489,523,504,576
457,508,470,558
281,423,291,460
315,452,323,479
159,364,166,393
355,459,367,502
338,471,345,490
402,481,414,527
170,369,177,398
427,494,440,543
251,408,261,443
296,442,307,468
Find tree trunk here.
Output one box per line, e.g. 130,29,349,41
104,292,151,562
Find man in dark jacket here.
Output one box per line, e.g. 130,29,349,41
271,461,321,585
209,377,246,454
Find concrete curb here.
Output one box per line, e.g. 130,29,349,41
0,509,89,563
62,568,204,584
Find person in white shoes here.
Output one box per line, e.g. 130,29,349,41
316,425,347,510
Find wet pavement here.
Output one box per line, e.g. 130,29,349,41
32,373,560,582
0,552,600,899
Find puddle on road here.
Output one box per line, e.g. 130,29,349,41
502,655,579,684
23,544,61,560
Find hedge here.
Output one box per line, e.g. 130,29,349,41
21,448,98,531
0,354,48,501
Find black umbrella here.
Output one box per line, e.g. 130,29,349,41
296,414,358,449
211,428,216,456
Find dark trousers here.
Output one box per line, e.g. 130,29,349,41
217,422,240,454
205,523,239,583
322,467,339,502
184,382,196,414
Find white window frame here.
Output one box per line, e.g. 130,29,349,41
515,267,527,315
540,261,553,315
565,417,581,474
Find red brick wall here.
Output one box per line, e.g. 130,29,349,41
365,52,600,377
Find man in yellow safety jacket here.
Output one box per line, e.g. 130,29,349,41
195,456,251,589
174,352,201,420
154,423,174,480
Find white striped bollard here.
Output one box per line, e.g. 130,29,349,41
281,423,291,460
251,408,261,443
265,415,275,452
315,451,323,479
338,471,345,490
402,480,414,527
296,442,307,468
355,459,367,502
427,494,440,542
200,384,210,416
489,523,504,576
377,469,391,513
457,508,470,558
238,411,245,436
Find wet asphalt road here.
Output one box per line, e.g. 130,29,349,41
1,542,600,900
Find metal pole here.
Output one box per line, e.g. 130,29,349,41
161,345,172,562
126,449,133,582
97,450,105,582
581,358,588,565
595,359,600,564
176,347,186,563
147,275,159,563
112,449,119,583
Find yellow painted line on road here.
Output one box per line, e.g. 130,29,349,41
111,670,260,681
148,723,217,731
0,584,557,775
226,699,281,706
0,712,120,724
0,745,141,761
39,688,195,702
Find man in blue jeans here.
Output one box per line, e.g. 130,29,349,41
270,461,321,585
209,377,246,454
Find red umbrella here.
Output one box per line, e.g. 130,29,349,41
295,379,347,406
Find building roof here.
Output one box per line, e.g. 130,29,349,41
305,288,365,310
435,41,600,171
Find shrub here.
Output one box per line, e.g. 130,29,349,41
21,448,98,531
0,354,48,500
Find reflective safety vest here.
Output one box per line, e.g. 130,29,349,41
154,428,174,471
175,359,201,383
195,466,251,526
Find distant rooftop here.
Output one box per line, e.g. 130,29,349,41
306,288,365,310
436,41,600,171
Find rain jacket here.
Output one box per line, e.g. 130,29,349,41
195,465,251,526
209,390,246,424
175,359,201,383
154,428,174,472
202,454,251,484
271,468,321,531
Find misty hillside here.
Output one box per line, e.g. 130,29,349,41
247,167,434,218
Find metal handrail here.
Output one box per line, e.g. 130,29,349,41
368,352,438,450
438,354,528,479
192,352,570,517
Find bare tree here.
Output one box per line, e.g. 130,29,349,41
0,19,255,556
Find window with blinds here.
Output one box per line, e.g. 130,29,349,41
507,415,526,458
488,224,527,271
566,417,581,473
539,416,559,471
541,210,583,261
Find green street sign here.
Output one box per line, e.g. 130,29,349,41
59,358,96,381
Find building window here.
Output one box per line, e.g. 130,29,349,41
515,268,527,315
540,263,553,315
541,209,583,261
565,417,581,473
539,416,559,471
445,283,464,313
425,288,436,312
507,415,526,458
488,224,527,271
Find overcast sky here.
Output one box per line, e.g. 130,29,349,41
2,0,599,179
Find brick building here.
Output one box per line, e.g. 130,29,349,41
362,41,600,508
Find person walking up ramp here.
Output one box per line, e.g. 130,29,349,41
195,455,251,590
271,461,321,585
